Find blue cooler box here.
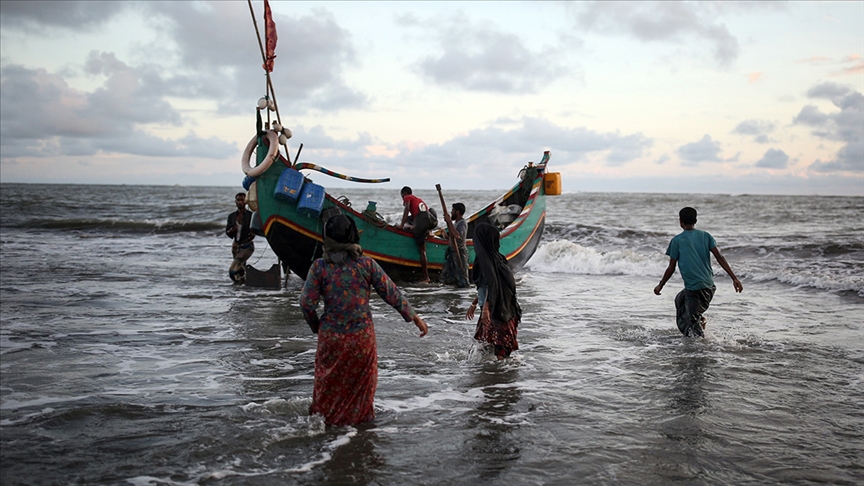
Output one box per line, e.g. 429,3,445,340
274,168,304,202
297,182,325,218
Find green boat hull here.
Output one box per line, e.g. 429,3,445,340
253,149,550,281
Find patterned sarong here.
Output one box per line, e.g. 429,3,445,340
441,245,469,288
674,286,715,337
310,326,378,426
474,315,519,359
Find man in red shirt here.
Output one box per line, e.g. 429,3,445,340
399,186,438,282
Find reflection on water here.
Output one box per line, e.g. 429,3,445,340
463,366,523,482
310,426,385,485
668,352,711,417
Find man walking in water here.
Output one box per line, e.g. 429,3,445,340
226,192,255,284
654,207,743,337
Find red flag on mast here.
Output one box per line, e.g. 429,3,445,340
263,0,277,72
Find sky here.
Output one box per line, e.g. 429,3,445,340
1,1,862,195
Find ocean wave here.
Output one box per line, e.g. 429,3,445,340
525,240,666,276
543,222,669,247
747,266,864,295
8,218,222,234
525,240,864,295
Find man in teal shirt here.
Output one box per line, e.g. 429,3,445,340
654,207,743,337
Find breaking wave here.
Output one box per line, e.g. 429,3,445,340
526,240,666,276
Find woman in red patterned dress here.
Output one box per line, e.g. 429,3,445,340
465,223,521,359
300,215,428,426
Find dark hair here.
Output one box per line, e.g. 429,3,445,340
401,186,412,196
324,214,360,244
452,203,466,215
235,192,246,199
679,207,697,225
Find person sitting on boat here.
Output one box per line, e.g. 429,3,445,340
440,202,469,288
225,192,255,284
465,223,521,359
399,186,438,283
300,214,428,426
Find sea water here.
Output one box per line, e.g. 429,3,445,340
1,183,862,485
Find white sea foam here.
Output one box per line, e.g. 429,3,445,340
748,266,864,295
241,397,313,416
526,240,665,276
376,387,486,413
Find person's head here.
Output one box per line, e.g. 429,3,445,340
451,202,466,219
679,207,697,226
401,186,413,198
324,214,360,244
473,222,500,253
235,192,247,210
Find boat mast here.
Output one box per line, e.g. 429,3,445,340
246,0,291,162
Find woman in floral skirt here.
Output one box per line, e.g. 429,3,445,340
300,214,428,425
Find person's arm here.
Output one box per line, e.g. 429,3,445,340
399,206,410,229
711,247,743,293
654,258,677,295
455,220,466,243
466,296,479,320
479,301,492,326
299,261,323,333
226,213,237,238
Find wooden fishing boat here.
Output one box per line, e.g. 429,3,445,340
241,0,560,281
244,140,557,281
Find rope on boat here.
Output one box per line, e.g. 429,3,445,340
363,209,388,228
294,163,390,184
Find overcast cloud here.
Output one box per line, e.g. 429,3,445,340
572,2,742,67
794,82,864,173
0,1,861,195
676,135,724,165
755,148,790,169
732,119,776,144
401,12,572,93
0,0,127,31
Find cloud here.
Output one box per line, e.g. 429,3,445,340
0,63,236,160
572,2,740,67
754,148,789,169
293,125,374,152
676,134,723,164
286,117,653,189
793,82,864,173
833,60,864,77
0,0,128,31
732,119,776,143
795,54,863,77
143,3,368,114
402,12,573,93
1,2,368,115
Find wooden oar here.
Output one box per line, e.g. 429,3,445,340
435,184,466,275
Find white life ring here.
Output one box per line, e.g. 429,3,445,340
241,130,279,177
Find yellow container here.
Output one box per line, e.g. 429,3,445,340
544,172,562,196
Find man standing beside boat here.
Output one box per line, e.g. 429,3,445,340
440,202,470,288
399,186,437,283
225,192,255,284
